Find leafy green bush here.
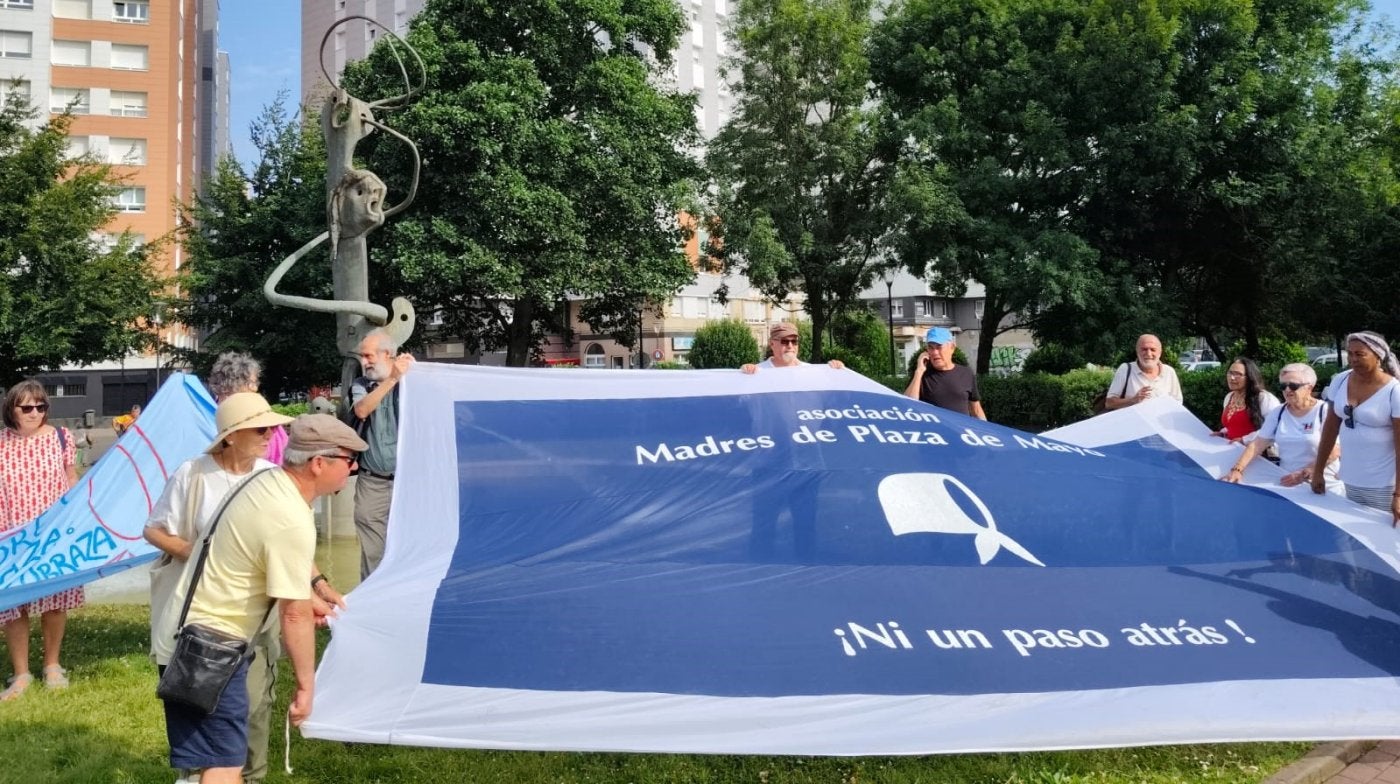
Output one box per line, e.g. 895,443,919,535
271,402,309,417
687,320,761,369
828,309,897,376
1223,338,1308,365
1022,343,1087,375
651,361,686,369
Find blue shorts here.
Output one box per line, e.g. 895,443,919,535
162,659,251,770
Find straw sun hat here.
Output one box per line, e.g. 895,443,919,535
205,392,294,453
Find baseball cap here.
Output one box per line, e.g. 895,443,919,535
925,327,954,345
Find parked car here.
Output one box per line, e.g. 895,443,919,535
1311,354,1341,367
1182,361,1221,372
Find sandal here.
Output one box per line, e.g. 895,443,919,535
42,665,68,690
0,672,32,701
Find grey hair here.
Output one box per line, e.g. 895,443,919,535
362,328,399,356
282,447,344,468
208,352,262,401
1278,363,1317,386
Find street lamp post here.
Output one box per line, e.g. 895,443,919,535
883,269,898,375
152,310,163,389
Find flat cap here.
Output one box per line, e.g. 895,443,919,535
286,413,368,454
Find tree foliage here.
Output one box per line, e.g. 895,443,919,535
341,0,703,366
708,0,909,364
175,96,344,398
687,319,760,368
0,90,162,384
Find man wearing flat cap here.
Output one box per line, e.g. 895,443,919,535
161,414,366,784
741,322,846,373
904,327,987,419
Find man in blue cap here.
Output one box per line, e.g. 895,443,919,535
903,327,986,419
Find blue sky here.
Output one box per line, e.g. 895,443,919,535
219,1,1400,169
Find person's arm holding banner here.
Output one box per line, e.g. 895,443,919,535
1310,407,1342,497
280,597,317,725
1223,438,1265,483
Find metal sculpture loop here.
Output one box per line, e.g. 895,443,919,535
264,15,426,387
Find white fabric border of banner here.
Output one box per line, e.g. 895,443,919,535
304,365,1400,753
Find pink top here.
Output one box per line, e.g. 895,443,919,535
0,426,75,529
265,424,289,466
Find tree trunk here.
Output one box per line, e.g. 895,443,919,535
974,290,1003,375
504,298,536,367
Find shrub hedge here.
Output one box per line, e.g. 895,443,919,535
869,363,1345,433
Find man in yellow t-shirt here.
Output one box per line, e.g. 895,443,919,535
160,414,366,783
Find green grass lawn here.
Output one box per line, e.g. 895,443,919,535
0,604,1311,783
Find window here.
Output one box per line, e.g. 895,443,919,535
113,187,146,212
50,87,90,114
0,0,34,9
0,79,29,103
890,300,904,318
974,299,985,319
112,0,149,22
0,30,32,59
584,344,606,368
110,43,148,70
110,90,147,116
915,300,929,317
65,135,89,159
930,299,947,318
52,39,92,67
43,383,86,397
743,300,764,323
53,0,90,18
107,137,146,165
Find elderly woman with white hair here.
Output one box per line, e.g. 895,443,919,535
208,351,289,465
1222,362,1338,488
1310,331,1400,523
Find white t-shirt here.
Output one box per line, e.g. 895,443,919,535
1107,362,1183,404
758,358,806,369
1324,370,1400,489
149,454,277,542
1256,401,1337,478
1219,391,1282,443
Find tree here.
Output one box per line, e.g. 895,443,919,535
0,89,162,385
871,0,1175,373
708,0,908,364
175,96,344,398
687,319,761,369
340,0,702,366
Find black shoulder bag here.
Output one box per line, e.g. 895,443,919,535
1092,363,1132,415
156,468,275,715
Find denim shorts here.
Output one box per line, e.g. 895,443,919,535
162,659,251,770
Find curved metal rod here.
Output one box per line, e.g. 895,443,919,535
364,115,421,219
368,34,427,111
318,15,425,108
262,231,389,324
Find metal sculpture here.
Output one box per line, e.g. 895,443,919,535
263,15,424,394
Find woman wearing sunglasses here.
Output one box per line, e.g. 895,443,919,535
1222,363,1338,488
207,351,289,465
1212,357,1279,444
0,380,80,700
1310,331,1400,522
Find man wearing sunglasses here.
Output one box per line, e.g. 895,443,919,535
904,327,987,420
741,322,845,373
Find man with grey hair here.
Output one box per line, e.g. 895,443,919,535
349,328,414,579
160,414,366,784
1103,334,1183,410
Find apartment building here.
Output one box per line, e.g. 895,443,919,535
0,0,229,418
300,0,419,104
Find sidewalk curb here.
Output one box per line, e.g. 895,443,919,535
1262,740,1375,784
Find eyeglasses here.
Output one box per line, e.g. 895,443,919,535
1279,382,1308,392
16,403,48,414
239,426,272,436
777,338,799,346
1226,371,1245,378
1344,404,1355,429
321,454,358,467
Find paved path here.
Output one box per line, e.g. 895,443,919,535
1327,741,1400,784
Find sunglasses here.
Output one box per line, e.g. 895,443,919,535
320,454,358,466
1279,382,1308,392
16,403,48,414
777,338,799,346
1344,404,1355,429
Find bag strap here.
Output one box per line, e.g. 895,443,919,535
173,468,277,635
56,426,67,453
1117,363,1132,397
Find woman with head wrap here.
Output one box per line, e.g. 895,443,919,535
1311,331,1400,522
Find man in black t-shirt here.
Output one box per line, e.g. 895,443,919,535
903,327,987,419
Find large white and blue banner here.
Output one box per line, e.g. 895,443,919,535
0,374,217,612
306,364,1400,754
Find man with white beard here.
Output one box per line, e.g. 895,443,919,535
741,322,845,373
349,328,414,579
1102,333,1183,410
